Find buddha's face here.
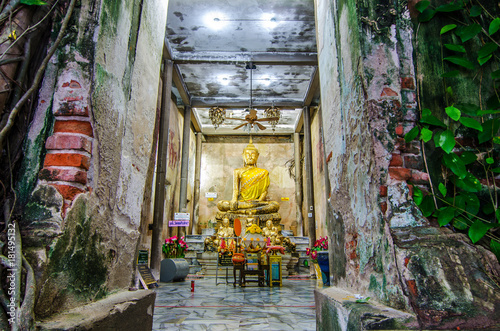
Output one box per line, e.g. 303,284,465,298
222,218,229,227
243,149,259,165
266,220,272,228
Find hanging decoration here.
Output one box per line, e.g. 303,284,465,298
264,104,281,132
209,106,225,129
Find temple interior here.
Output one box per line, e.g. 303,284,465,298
0,0,499,330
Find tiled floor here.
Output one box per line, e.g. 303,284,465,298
153,277,317,330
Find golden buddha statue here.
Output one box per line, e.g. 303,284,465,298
217,218,234,238
217,139,279,215
262,219,279,244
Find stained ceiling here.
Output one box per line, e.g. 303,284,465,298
164,0,319,135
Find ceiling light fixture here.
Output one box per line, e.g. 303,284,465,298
209,106,225,130
264,103,281,132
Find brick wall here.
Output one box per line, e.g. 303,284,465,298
38,78,92,216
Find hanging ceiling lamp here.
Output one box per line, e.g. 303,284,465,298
264,102,281,132
209,106,225,129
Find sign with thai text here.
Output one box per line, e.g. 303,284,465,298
205,192,218,198
169,220,190,227
174,213,190,220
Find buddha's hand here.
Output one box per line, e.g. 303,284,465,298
230,199,238,210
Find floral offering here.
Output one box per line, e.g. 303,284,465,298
162,236,188,258
306,236,328,263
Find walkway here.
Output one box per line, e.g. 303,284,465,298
153,277,318,330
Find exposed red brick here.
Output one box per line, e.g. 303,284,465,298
49,183,85,200
404,257,410,267
379,185,388,197
404,154,423,170
69,80,81,88
39,167,87,184
62,82,70,87
46,133,92,153
349,250,358,260
380,87,398,97
389,167,412,181
54,103,89,117
44,153,90,170
401,77,415,90
53,120,93,137
406,279,418,297
380,201,388,213
395,125,404,136
63,96,83,102
390,153,403,167
411,170,429,184
396,138,421,154
326,151,333,163
480,178,500,187
408,184,414,198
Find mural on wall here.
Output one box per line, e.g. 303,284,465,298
199,141,296,231
311,108,328,239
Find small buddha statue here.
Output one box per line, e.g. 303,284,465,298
217,218,234,238
262,219,279,244
217,139,279,215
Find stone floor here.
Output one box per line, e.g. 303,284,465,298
152,276,318,330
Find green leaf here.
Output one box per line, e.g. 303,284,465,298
460,151,477,165
440,24,457,35
461,192,480,215
453,217,469,230
415,0,430,13
491,239,500,261
469,220,495,244
421,109,447,128
492,69,500,79
459,117,483,131
492,167,500,173
420,127,433,142
486,157,495,164
494,137,500,144
469,5,482,17
438,182,447,197
419,8,436,22
446,86,454,98
413,186,423,205
483,202,495,215
486,95,500,110
477,109,500,116
444,44,466,53
405,126,419,142
457,23,482,42
356,297,371,304
438,206,456,226
444,56,475,69
443,152,467,178
478,119,500,144
478,54,492,66
489,18,500,35
455,103,479,116
437,130,456,154
445,106,461,121
420,195,435,217
20,0,47,5
478,43,498,59
441,70,460,78
454,173,481,192
436,2,463,12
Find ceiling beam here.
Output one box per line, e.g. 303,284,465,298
295,108,304,133
164,41,191,107
171,51,318,66
191,97,303,108
303,67,319,106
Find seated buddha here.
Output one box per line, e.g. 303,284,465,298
217,139,279,215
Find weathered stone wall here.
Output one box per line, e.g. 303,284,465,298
315,0,500,328
17,0,169,318
311,107,328,238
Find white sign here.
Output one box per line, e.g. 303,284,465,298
205,192,218,198
174,213,190,221
308,213,313,218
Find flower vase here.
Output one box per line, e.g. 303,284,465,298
313,263,323,286
316,251,330,286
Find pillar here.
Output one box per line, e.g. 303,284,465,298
294,132,304,236
151,60,173,277
303,106,316,255
178,105,191,237
191,132,202,234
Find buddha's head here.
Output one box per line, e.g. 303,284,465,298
243,141,259,166
266,220,273,228
222,218,230,227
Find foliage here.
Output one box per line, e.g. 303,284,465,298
411,0,500,260
306,236,328,263
162,236,188,258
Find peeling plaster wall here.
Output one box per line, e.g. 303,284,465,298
17,0,169,317
199,141,296,231
315,0,408,309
